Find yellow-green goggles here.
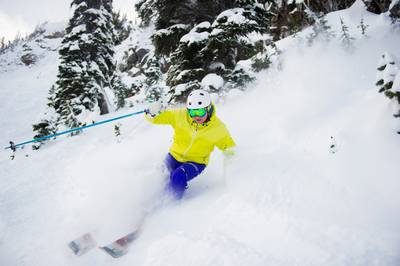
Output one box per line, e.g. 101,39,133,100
188,107,207,118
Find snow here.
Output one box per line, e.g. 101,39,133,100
201,73,224,90
1,3,400,266
154,24,191,39
227,12,247,25
210,28,223,36
393,71,400,92
390,0,400,10
214,8,248,26
378,52,395,67
376,52,399,90
209,62,225,70
180,31,210,45
174,83,188,95
71,24,86,35
194,21,211,30
0,23,63,73
69,42,80,51
175,69,191,81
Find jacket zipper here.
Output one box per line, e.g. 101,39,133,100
182,123,198,159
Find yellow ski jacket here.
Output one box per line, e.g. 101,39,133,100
145,106,235,165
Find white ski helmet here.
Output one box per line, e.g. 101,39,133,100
186,89,211,109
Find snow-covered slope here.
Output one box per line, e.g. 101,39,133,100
1,2,400,265
0,22,65,153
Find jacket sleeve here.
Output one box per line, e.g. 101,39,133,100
145,109,175,126
216,125,236,151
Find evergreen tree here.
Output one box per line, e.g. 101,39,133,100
376,52,400,102
362,0,391,14
150,0,198,57
267,0,313,41
375,52,400,125
135,0,157,26
0,37,5,53
304,0,356,14
166,0,274,103
34,0,119,140
357,16,369,36
114,123,121,137
112,72,130,109
152,24,191,56
112,11,132,45
390,1,400,21
155,0,194,30
307,12,336,45
139,0,239,58
31,85,58,149
142,52,165,102
339,17,355,51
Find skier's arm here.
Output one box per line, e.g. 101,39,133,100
145,109,175,125
216,127,236,155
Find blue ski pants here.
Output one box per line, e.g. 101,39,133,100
165,153,206,199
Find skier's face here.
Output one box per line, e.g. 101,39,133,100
192,114,208,124
188,107,209,124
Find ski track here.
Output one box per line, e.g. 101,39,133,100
1,3,400,266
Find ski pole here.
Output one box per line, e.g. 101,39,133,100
4,110,145,150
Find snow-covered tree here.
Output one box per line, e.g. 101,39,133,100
138,0,242,58
34,0,120,139
306,0,356,13
307,12,336,45
267,0,312,41
362,0,392,14
112,72,130,109
135,0,157,26
57,0,116,117
0,37,6,53
376,52,400,103
339,17,355,51
112,11,132,45
152,24,191,56
376,52,400,125
166,0,275,103
361,0,400,20
390,0,400,21
357,16,369,36
31,85,59,149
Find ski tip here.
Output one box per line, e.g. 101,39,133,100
68,233,96,256
99,231,140,258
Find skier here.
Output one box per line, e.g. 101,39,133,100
145,89,236,199
68,90,236,257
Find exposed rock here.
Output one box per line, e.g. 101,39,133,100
20,53,38,66
120,48,150,72
44,31,65,39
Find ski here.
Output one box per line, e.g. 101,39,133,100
68,208,148,257
99,230,140,258
68,233,97,256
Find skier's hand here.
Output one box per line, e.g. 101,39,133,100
223,147,235,161
222,148,235,180
145,101,166,117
